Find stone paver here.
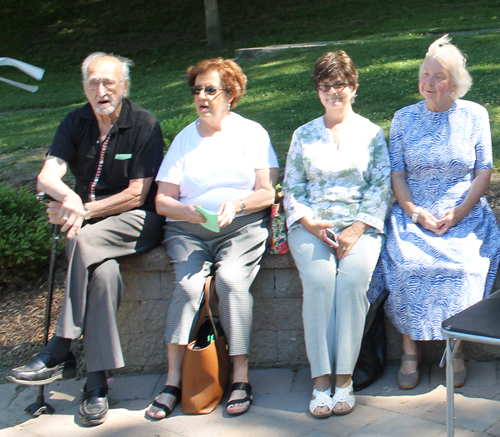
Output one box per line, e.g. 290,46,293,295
2,362,500,436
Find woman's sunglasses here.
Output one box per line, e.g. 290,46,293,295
191,85,227,96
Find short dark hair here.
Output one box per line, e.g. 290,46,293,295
186,58,247,108
312,50,358,89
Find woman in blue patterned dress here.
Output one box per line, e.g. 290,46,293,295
369,35,500,389
283,51,391,418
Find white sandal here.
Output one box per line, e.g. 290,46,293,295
331,381,355,415
309,388,333,418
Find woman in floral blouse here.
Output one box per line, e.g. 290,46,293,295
283,51,391,418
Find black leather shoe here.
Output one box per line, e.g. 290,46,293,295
8,351,77,386
78,384,109,426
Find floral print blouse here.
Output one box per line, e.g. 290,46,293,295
283,114,391,234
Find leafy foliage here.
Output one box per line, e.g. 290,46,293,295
0,184,54,274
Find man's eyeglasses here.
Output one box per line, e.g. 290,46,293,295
87,78,124,91
191,85,227,96
317,82,349,93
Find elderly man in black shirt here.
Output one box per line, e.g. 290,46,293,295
8,52,165,426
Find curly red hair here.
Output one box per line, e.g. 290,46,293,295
187,58,247,108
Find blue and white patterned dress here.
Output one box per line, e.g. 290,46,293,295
369,99,500,340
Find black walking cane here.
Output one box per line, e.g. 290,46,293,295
25,192,60,416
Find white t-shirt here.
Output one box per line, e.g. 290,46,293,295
156,113,279,216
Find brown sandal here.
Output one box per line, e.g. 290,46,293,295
398,352,421,389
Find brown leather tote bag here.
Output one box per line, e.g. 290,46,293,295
181,275,230,414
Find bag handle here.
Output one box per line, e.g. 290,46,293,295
189,275,220,342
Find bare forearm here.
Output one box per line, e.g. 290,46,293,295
391,172,416,217
37,169,81,205
236,167,277,214
455,169,491,219
233,187,276,215
85,191,144,218
155,194,191,220
84,177,153,219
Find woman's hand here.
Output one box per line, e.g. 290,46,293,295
431,169,490,236
336,221,369,260
415,208,442,234
433,206,466,236
217,201,239,228
299,217,336,246
184,204,206,224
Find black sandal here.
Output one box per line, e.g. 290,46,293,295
147,385,181,420
226,382,253,416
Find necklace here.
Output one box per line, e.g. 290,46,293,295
89,133,111,202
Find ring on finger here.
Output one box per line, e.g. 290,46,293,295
341,246,347,251
62,215,69,221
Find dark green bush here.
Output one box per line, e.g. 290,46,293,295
0,184,53,273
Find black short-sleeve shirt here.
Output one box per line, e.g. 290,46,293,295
49,99,164,212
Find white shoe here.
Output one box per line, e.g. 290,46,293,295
309,387,333,418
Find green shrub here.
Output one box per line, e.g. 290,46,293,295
160,114,196,150
0,184,53,273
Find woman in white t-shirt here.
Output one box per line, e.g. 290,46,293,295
147,58,279,419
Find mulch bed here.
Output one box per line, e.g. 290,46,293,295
0,257,86,383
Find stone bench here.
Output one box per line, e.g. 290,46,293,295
117,246,500,374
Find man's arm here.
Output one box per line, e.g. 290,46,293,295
84,177,153,218
38,155,153,238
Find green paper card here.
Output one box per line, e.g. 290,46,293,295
194,206,220,233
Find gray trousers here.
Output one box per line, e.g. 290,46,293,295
55,209,164,372
288,227,383,379
163,210,269,356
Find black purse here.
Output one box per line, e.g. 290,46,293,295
353,288,390,392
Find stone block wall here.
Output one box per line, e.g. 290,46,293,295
117,246,500,374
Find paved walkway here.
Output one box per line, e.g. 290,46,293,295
1,361,500,436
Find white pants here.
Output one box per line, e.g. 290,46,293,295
288,226,384,379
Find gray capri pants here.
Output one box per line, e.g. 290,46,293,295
163,210,269,356
288,226,384,379
55,209,165,372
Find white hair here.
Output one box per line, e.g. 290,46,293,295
81,52,133,96
419,34,472,99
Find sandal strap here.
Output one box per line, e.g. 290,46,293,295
150,385,181,418
227,382,253,408
226,382,253,414
151,399,173,415
230,382,252,395
331,383,355,409
160,385,182,400
309,388,333,414
401,354,419,362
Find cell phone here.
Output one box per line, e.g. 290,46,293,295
322,228,339,248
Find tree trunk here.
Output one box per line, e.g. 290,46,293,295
204,0,225,50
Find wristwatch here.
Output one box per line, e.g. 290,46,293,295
411,206,421,223
83,206,92,221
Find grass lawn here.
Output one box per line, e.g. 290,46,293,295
2,0,500,181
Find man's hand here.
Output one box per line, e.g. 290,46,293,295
46,193,86,238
